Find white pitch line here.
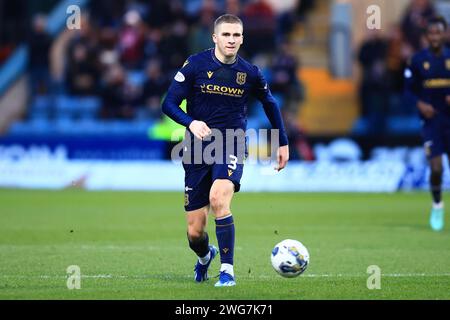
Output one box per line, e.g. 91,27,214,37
0,245,244,251
1,273,450,280
254,273,450,279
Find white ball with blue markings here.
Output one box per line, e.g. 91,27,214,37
271,239,309,278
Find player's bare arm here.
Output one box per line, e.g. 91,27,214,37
417,100,436,119
275,145,289,172
446,95,450,105
189,120,212,140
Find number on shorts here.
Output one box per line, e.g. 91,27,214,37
228,155,238,170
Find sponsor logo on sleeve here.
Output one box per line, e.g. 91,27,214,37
404,69,412,78
175,72,185,83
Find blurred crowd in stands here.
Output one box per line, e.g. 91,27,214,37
0,1,27,65
357,0,450,135
14,0,313,122
4,0,450,141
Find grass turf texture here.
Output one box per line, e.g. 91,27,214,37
0,190,449,300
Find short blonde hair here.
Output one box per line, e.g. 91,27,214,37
214,14,243,33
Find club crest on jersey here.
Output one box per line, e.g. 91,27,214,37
207,71,214,79
446,59,450,70
423,61,430,70
236,72,247,85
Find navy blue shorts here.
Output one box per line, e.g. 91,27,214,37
421,118,450,160
182,131,247,212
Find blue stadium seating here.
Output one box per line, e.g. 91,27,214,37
351,117,370,136
8,118,154,137
30,95,52,119
386,116,421,135
54,95,101,120
9,118,53,135
127,71,147,87
352,116,421,136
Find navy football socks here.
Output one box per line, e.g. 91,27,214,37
430,171,442,204
215,215,235,266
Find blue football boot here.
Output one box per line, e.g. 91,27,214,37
430,206,444,231
214,271,236,287
194,245,218,282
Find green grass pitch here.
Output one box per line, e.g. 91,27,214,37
0,189,449,300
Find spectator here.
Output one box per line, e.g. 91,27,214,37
89,0,126,28
144,27,164,60
66,42,99,95
140,60,168,119
266,0,300,42
28,14,52,95
283,110,314,161
270,40,304,113
357,30,389,135
401,0,435,51
225,0,242,16
188,9,215,53
169,0,191,23
97,25,120,68
241,0,276,58
100,64,140,119
0,43,14,65
146,0,173,29
385,25,414,116
118,10,147,70
159,18,189,75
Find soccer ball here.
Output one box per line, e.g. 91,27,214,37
271,239,309,278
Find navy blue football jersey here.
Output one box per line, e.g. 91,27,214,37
162,48,288,146
405,47,450,119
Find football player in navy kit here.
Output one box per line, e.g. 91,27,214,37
162,14,289,286
405,16,450,231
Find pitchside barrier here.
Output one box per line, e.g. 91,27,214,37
0,156,447,192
